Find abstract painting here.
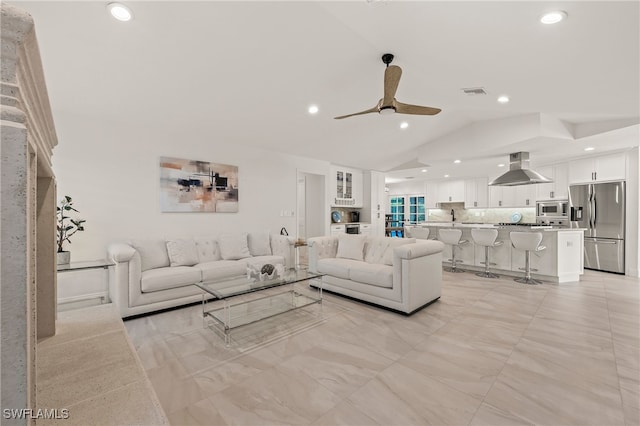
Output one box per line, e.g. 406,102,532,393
160,156,239,212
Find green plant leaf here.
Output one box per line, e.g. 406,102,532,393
65,196,72,202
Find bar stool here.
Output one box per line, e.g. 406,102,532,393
510,232,546,285
438,229,468,273
471,228,503,279
405,226,430,240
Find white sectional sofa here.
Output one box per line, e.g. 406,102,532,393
308,234,444,314
107,232,294,318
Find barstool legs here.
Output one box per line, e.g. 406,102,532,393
443,246,465,273
514,250,543,285
476,246,500,279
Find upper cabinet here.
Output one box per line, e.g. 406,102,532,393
425,182,438,208
568,153,626,184
464,178,488,208
535,163,569,200
437,180,465,203
489,184,534,208
331,165,363,207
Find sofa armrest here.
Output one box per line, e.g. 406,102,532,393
270,234,295,268
307,236,338,273
108,243,136,263
394,240,445,260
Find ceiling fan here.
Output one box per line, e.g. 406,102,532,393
334,53,442,120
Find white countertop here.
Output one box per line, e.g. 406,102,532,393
414,223,584,232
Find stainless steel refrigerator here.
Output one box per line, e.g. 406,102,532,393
569,181,625,274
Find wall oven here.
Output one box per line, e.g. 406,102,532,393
536,200,569,227
345,224,360,234
537,200,568,217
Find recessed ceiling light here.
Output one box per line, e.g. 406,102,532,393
400,121,409,129
453,159,461,164
107,2,133,21
584,147,595,151
540,10,567,25
497,95,510,104
444,174,450,178
498,163,505,167
308,105,319,114
421,169,427,173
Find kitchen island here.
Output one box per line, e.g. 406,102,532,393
409,223,584,283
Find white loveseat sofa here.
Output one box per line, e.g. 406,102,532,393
107,232,294,318
308,234,444,314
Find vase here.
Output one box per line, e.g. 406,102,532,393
57,251,70,265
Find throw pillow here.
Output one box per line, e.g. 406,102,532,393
194,237,221,263
248,231,272,256
336,234,366,261
382,237,416,266
364,237,390,264
129,239,171,272
218,233,251,260
166,239,199,267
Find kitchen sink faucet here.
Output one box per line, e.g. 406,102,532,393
451,209,456,222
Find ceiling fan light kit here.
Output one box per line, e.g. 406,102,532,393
334,53,441,120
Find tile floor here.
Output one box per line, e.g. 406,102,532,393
124,270,640,426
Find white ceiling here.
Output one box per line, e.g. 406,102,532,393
12,1,640,181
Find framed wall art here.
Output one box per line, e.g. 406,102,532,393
159,156,239,212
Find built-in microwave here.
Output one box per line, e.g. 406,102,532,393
536,200,568,217
345,224,360,234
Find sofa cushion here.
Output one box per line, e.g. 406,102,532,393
349,263,394,289
383,238,416,266
248,231,272,256
140,266,202,293
194,238,221,263
364,237,391,265
218,233,251,260
196,260,247,282
336,234,366,261
166,239,199,267
130,239,171,272
316,258,362,280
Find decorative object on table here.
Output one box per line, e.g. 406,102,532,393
56,195,86,265
247,263,284,281
159,156,238,213
280,227,288,236
331,210,342,223
511,212,523,223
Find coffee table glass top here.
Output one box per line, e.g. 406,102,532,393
195,268,324,299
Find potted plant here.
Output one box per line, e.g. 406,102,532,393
56,195,86,265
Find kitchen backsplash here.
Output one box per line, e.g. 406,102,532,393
427,203,536,224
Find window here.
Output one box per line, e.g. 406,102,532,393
389,197,405,226
408,196,426,224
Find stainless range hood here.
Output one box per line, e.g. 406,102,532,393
488,152,552,186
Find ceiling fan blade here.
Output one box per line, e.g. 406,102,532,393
334,105,379,120
382,65,402,105
395,101,441,116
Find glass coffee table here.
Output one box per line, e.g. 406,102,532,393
194,268,324,345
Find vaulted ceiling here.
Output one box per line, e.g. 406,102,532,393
13,1,640,180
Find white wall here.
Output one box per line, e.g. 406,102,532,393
52,114,330,261
626,147,639,276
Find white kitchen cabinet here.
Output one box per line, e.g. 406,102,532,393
331,165,363,207
425,182,439,208
365,171,385,237
464,178,489,208
512,185,535,207
330,224,345,236
568,153,626,184
490,184,533,207
359,223,372,236
437,180,465,203
535,163,569,200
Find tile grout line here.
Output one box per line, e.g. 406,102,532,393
465,282,551,426
603,276,632,423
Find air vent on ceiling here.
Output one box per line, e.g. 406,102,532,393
462,87,487,95
404,177,415,180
